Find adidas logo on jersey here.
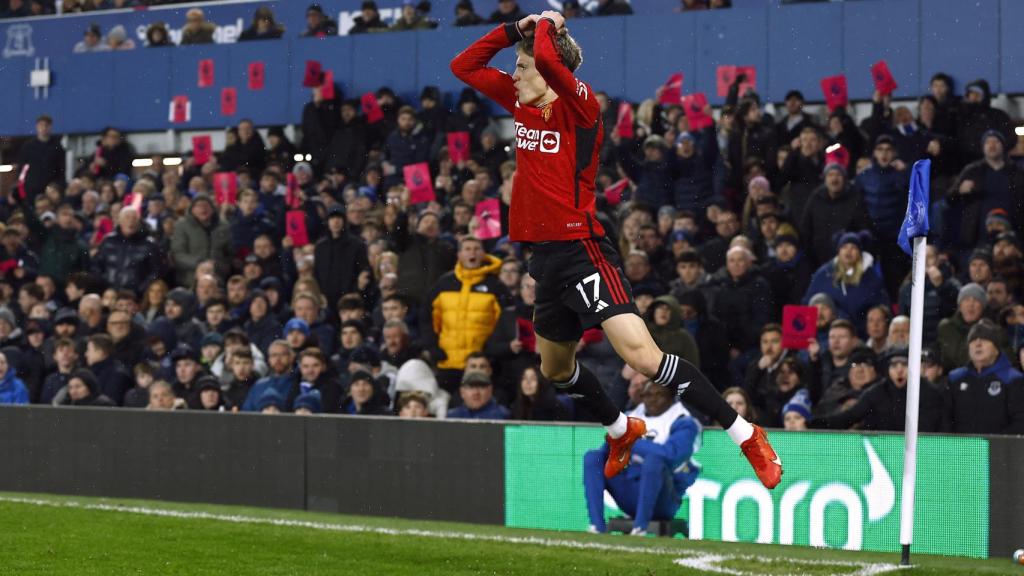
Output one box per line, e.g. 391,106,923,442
594,300,609,312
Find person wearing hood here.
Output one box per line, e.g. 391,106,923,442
394,358,450,417
61,369,116,408
105,24,135,50
154,288,203,350
955,79,1015,164
314,205,371,316
644,295,699,368
937,283,1008,372
196,375,229,411
799,163,873,268
346,1,385,34
170,194,233,287
454,0,485,27
802,231,888,334
91,206,163,293
812,348,943,432
239,6,285,41
946,320,1024,434
23,202,89,284
946,130,1024,254
341,370,391,415
0,351,28,405
422,237,511,396
243,290,282,356
145,22,172,47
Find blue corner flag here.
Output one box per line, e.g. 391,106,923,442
897,159,931,255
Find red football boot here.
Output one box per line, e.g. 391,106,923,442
740,424,783,489
604,417,647,479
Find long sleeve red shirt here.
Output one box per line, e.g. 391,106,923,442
451,20,606,242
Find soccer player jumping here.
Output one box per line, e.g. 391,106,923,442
451,11,782,489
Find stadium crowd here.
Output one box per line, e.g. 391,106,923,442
2,12,1023,434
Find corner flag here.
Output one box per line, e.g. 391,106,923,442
897,159,931,255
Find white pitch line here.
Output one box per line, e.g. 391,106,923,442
0,495,904,576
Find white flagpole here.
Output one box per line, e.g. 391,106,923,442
899,234,926,565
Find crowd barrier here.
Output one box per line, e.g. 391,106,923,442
0,0,1020,137
0,406,1019,558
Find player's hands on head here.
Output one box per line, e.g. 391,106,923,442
517,14,540,35
539,10,566,31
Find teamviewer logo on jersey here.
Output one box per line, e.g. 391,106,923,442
514,122,560,154
539,131,560,153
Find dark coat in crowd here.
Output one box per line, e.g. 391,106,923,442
798,184,873,268
813,377,945,432
170,198,233,286
94,140,135,179
618,139,676,208
300,99,340,175
18,135,65,200
326,115,368,179
946,354,1024,434
945,159,1024,251
395,233,457,307
777,149,823,222
677,290,731,392
673,127,721,215
24,210,89,282
955,79,1015,163
313,230,370,313
91,229,163,292
710,269,774,353
87,356,133,406
855,163,909,242
898,271,959,344
764,253,813,310
220,133,267,177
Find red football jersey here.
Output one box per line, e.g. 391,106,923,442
451,20,606,242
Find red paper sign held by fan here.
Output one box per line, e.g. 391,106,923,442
248,61,265,91
198,58,214,88
447,132,471,164
820,74,849,112
192,135,212,165
682,93,713,131
825,143,850,170
361,92,384,124
475,198,502,240
302,60,323,87
286,173,301,209
659,73,684,106
871,60,898,96
404,162,435,204
320,70,335,100
169,95,190,123
286,211,310,247
615,102,634,138
782,305,818,349
214,172,238,206
716,65,756,98
604,179,629,206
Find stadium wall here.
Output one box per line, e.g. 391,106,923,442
0,0,1022,137
0,406,1018,558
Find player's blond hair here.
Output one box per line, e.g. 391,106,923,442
517,27,583,72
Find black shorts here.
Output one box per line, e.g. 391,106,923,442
528,237,638,343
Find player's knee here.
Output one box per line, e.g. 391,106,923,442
540,361,574,384
584,450,604,468
623,346,663,379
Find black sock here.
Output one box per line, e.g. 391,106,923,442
653,353,737,428
552,362,620,426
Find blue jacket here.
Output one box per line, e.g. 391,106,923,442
625,415,701,498
447,398,510,420
803,256,889,334
854,164,909,240
947,354,1024,434
0,368,29,405
242,372,296,412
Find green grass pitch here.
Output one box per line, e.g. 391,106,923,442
0,492,1019,575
